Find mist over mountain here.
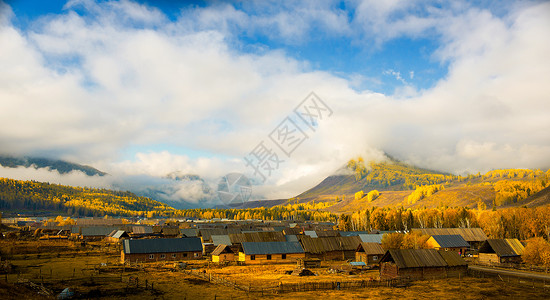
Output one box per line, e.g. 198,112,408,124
0,155,106,176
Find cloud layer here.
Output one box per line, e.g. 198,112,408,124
1,0,549,203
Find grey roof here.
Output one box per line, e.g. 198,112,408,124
123,238,202,254
81,226,120,237
339,231,371,237
180,228,199,237
241,241,304,255
132,226,153,234
212,235,232,246
358,234,383,244
414,228,488,242
304,230,318,238
285,235,299,242
430,235,470,248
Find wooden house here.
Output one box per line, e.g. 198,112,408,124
413,228,487,249
229,231,286,245
161,227,181,238
238,241,305,265
121,238,203,263
106,230,129,243
80,226,120,241
426,235,470,256
379,249,468,280
299,235,362,260
478,239,524,264
131,226,153,237
355,242,385,265
211,244,235,263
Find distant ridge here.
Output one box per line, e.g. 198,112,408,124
0,155,106,176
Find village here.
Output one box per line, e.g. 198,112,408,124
1,216,549,299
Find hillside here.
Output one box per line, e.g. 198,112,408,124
0,177,173,217
296,156,455,202
0,155,106,176
286,156,550,213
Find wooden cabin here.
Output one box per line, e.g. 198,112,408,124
80,226,120,241
121,237,203,263
426,235,470,256
211,244,235,263
379,249,468,280
299,235,362,260
478,239,524,264
238,241,305,265
413,228,487,250
355,242,385,265
106,230,129,243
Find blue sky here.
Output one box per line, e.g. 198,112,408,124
0,0,549,204
6,0,448,95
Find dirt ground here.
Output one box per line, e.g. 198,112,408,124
1,240,549,299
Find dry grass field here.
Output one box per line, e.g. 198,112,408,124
1,240,549,299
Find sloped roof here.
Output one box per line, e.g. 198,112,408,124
438,250,468,267
480,239,524,257
76,219,123,226
429,235,470,248
357,242,385,255
304,231,318,238
229,231,286,244
241,241,304,255
283,228,302,235
161,227,181,236
414,228,487,242
358,234,383,244
111,230,129,239
380,249,466,268
299,236,362,254
200,228,241,241
211,244,234,256
285,235,299,242
339,231,371,237
212,235,232,246
81,226,119,237
123,238,202,254
316,230,341,237
180,228,199,237
132,226,153,234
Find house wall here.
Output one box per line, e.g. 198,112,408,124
478,253,499,264
306,250,354,261
380,263,467,280
356,253,381,264
122,251,202,263
212,253,234,263
238,252,305,265
500,256,522,264
380,262,398,279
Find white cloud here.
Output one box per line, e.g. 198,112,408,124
0,1,549,203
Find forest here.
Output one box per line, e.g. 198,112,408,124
1,168,550,241
0,178,173,217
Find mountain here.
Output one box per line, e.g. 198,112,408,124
295,155,455,202
515,185,550,207
0,155,106,176
286,156,550,214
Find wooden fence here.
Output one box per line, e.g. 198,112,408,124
185,269,407,294
468,268,550,290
